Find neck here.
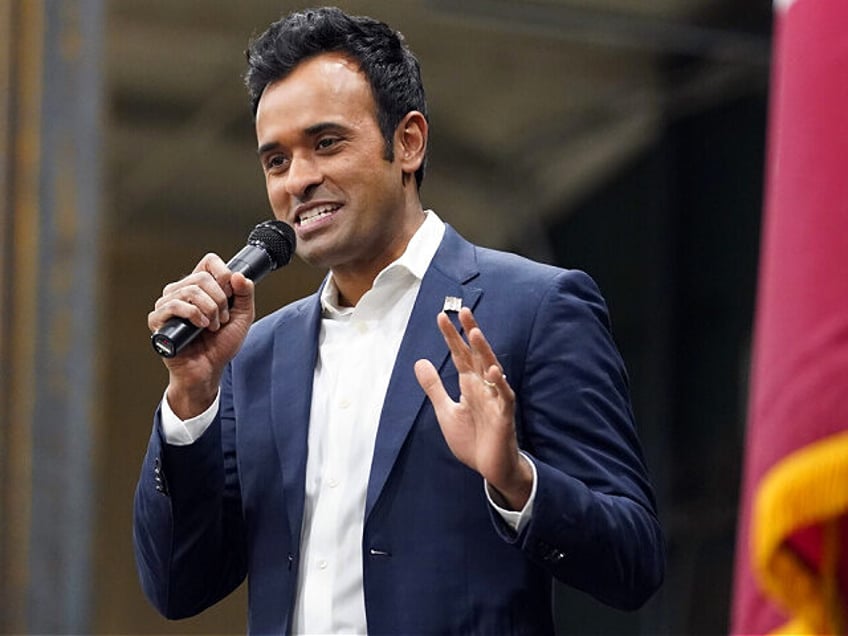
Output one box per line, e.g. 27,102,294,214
332,207,426,307
332,271,379,307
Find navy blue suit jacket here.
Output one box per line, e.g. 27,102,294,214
134,225,664,634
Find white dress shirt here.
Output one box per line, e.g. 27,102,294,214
159,210,536,634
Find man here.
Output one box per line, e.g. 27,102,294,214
135,7,664,634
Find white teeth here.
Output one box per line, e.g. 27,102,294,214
298,204,340,226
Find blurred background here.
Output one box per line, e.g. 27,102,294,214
1,0,771,633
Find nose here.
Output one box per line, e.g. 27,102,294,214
285,153,322,200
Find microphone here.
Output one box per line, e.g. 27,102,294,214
151,219,296,358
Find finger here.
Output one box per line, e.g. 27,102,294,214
162,269,231,306
156,279,222,311
195,253,234,321
436,312,473,372
155,279,227,331
485,363,515,406
193,252,232,290
148,295,213,333
161,262,232,324
468,326,502,375
229,272,255,314
458,307,480,333
459,308,501,375
479,374,499,397
148,302,210,333
414,358,456,416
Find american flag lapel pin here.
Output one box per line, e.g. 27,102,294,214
442,296,463,313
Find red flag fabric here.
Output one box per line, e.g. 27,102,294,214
731,0,848,634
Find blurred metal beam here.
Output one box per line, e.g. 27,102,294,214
0,0,104,632
428,0,770,65
0,1,41,630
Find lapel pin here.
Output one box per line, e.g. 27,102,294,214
442,296,463,313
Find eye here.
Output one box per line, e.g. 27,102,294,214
316,136,340,151
264,154,289,173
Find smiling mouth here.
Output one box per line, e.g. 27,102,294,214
297,204,342,228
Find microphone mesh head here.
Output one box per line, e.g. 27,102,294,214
247,220,296,270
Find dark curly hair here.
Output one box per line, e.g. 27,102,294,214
245,6,429,188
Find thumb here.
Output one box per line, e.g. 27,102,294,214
414,359,453,414
229,272,255,317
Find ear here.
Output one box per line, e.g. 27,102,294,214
396,111,428,176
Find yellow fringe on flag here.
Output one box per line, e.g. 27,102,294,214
752,431,848,634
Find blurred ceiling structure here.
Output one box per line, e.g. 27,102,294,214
104,0,770,252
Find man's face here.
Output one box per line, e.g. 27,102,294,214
255,52,415,277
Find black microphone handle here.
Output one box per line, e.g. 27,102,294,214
151,245,276,358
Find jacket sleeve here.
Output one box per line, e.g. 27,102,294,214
493,269,665,610
133,365,247,619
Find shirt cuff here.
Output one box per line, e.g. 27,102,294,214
159,387,220,446
485,452,537,535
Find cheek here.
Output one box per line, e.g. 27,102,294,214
265,177,289,208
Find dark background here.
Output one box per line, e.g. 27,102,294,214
0,1,771,633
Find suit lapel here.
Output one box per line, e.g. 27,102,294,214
269,293,322,545
365,226,482,522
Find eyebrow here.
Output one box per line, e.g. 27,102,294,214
256,121,351,156
305,121,349,137
256,141,280,156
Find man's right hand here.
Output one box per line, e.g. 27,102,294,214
148,253,256,419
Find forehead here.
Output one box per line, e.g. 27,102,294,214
255,52,377,135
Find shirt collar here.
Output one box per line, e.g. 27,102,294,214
320,209,445,315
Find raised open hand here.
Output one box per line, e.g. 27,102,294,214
414,307,532,510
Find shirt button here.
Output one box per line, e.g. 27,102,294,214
327,478,339,488
339,398,351,409
318,559,328,570
355,321,368,335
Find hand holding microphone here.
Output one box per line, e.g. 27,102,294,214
149,219,296,358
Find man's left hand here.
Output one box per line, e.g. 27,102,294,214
414,307,533,510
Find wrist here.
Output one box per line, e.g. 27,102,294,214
489,454,534,511
166,377,219,420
